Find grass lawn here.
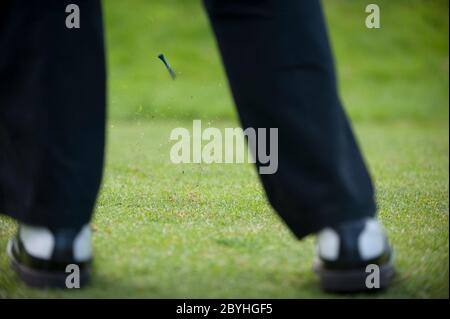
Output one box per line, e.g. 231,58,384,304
0,0,448,298
0,120,448,298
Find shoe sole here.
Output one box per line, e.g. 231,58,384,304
7,240,91,289
313,254,395,293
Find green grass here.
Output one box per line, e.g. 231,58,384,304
0,120,448,298
0,0,448,298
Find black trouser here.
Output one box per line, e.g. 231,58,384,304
203,0,375,238
0,0,375,238
0,0,105,231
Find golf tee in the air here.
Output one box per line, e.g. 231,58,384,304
158,54,176,80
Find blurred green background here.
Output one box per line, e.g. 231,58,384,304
105,0,448,123
0,0,448,298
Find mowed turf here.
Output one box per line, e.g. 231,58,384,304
0,120,448,298
0,0,448,298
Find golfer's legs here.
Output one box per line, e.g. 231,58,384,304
203,0,376,238
0,0,106,230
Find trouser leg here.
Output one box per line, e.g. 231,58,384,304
0,0,106,230
203,0,376,238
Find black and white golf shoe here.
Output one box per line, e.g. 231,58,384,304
7,224,92,288
314,217,395,293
